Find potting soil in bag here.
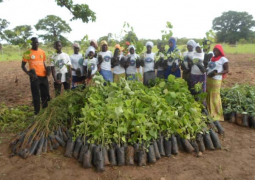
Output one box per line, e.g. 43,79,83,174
181,138,195,153
196,134,205,152
92,145,100,166
171,135,179,155
83,149,92,168
19,148,29,159
164,138,172,157
65,139,75,157
125,146,135,166
96,148,105,172
49,134,60,149
241,113,249,127
134,143,139,163
103,147,110,166
204,133,215,150
73,137,82,159
249,115,255,128
55,134,66,147
116,146,125,166
190,140,199,153
42,138,48,153
236,113,242,126
157,135,166,156
35,137,45,156
29,136,40,155
47,137,53,152
229,112,236,123
147,144,156,163
108,148,117,166
78,145,88,163
213,121,225,135
209,129,221,149
137,149,147,166
176,134,185,151
153,140,161,160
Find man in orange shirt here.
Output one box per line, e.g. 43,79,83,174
21,37,50,115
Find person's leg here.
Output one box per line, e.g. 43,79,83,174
39,77,50,109
54,82,62,97
30,78,41,115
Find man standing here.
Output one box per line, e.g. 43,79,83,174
21,37,50,115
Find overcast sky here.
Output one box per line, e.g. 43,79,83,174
0,0,255,42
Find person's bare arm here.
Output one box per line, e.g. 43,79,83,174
51,66,61,84
217,62,229,75
21,61,30,76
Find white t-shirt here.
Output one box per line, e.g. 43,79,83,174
183,51,193,69
83,57,98,76
51,52,72,82
191,52,204,75
144,52,155,72
126,53,140,74
113,54,125,74
207,57,228,80
156,52,165,71
167,50,181,66
98,51,112,71
70,53,84,76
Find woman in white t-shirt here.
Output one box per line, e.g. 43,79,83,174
125,45,140,81
70,43,85,89
141,41,156,86
83,46,98,84
98,41,113,82
206,44,229,123
51,41,72,96
155,43,167,78
112,44,126,83
189,44,206,95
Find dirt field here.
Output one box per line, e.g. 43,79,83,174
0,54,255,180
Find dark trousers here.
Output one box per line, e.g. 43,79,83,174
54,82,70,96
30,76,50,115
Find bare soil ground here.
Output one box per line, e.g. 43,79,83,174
0,54,255,180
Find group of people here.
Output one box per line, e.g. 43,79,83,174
21,37,229,125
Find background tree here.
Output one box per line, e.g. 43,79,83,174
35,15,72,46
3,25,33,45
212,11,255,43
0,0,96,23
0,18,9,41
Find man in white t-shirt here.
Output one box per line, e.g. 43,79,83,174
51,41,72,96
70,43,85,89
98,40,113,82
83,46,98,83
142,41,156,86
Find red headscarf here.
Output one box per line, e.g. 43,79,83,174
211,44,225,62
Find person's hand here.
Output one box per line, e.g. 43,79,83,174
28,72,38,81
54,79,62,84
207,70,217,78
68,77,72,83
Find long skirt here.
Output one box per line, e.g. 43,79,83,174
164,66,181,79
157,70,164,78
206,77,224,121
100,69,113,82
190,74,206,95
113,73,125,83
126,74,137,81
143,71,155,86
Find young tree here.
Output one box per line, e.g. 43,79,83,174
35,15,72,46
212,11,255,44
3,25,33,45
0,18,9,41
0,0,96,23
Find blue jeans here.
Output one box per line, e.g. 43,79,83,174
100,69,113,82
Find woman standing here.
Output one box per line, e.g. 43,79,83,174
182,40,196,84
190,44,206,95
155,43,167,78
206,44,229,123
142,41,156,86
98,41,113,82
83,46,98,84
112,44,125,83
126,45,140,81
164,37,181,79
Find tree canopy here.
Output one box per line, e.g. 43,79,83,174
212,11,255,43
35,15,72,45
0,0,96,23
0,18,9,41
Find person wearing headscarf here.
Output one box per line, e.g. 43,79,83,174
98,40,113,82
90,39,98,57
189,43,206,95
112,44,126,83
125,45,140,81
141,41,156,86
181,39,197,85
155,42,167,78
83,46,98,84
70,43,85,89
164,37,181,79
206,44,229,124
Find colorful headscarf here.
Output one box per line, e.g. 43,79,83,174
211,44,225,62
115,44,122,51
73,43,80,49
187,40,197,51
145,41,154,48
100,40,108,51
168,37,177,53
90,39,98,50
